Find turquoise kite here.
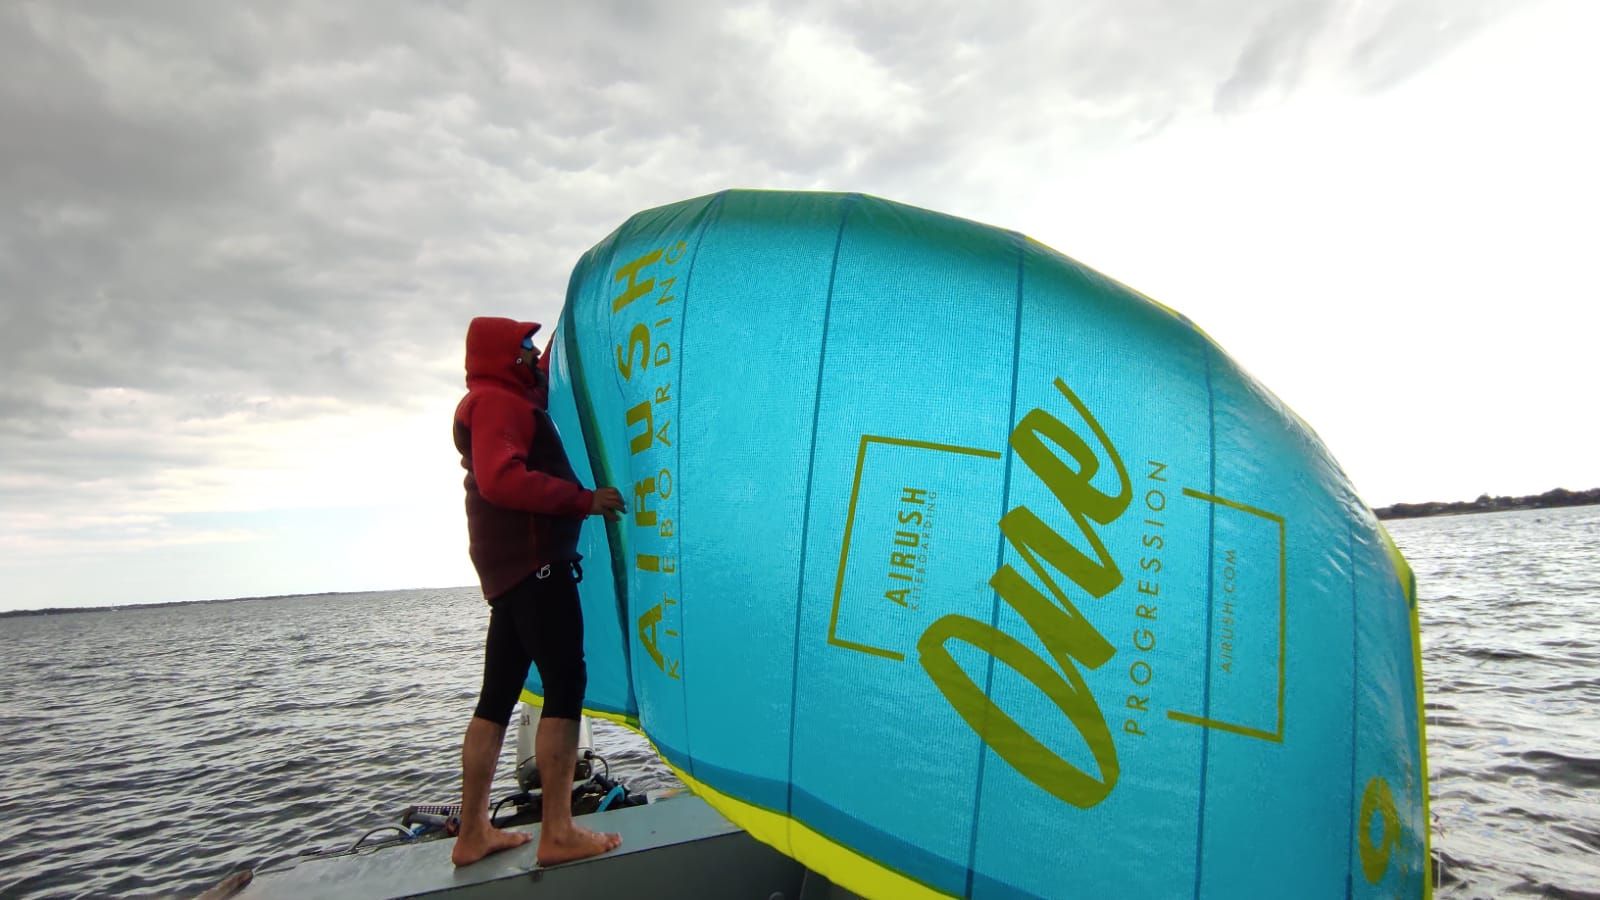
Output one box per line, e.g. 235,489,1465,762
522,190,1431,898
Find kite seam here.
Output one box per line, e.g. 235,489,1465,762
962,232,1027,898
1345,523,1360,900
1192,345,1217,899
671,190,728,782
783,193,858,851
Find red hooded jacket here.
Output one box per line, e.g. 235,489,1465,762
454,317,593,601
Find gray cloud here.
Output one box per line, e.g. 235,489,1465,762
0,0,1526,538
1214,1,1331,114
1214,0,1520,114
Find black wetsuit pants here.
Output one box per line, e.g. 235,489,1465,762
473,561,586,726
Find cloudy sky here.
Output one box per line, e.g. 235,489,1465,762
1,0,1593,611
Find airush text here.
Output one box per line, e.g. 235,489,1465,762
917,378,1132,809
885,486,934,609
610,244,688,683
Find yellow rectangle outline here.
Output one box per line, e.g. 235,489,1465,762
827,435,1003,661
1165,487,1288,743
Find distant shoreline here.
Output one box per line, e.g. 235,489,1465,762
0,585,474,621
9,490,1598,617
1374,487,1600,521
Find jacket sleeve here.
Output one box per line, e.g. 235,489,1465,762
468,392,594,516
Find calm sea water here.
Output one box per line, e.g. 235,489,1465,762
0,505,1595,898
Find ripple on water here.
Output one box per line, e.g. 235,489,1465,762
1388,506,1600,897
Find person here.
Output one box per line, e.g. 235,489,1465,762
449,316,626,867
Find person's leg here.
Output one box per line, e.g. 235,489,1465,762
453,590,535,866
524,565,620,865
531,715,621,864
452,715,530,865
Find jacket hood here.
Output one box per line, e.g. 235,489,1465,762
464,317,541,396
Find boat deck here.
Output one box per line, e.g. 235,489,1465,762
237,795,857,899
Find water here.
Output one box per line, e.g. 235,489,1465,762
0,589,678,898
1388,505,1600,897
0,506,1596,898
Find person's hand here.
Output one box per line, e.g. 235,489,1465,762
590,486,626,522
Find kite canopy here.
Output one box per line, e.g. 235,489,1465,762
524,191,1430,898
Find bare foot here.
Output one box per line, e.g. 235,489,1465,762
536,823,622,866
451,825,532,866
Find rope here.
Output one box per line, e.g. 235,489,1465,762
350,825,413,850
